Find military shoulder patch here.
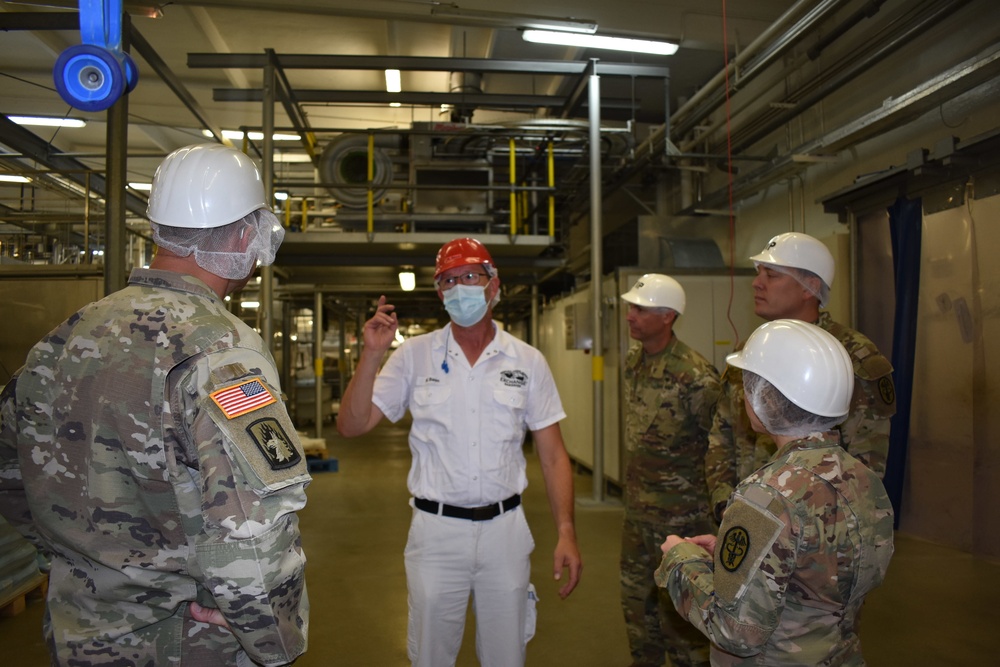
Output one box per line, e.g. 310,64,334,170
720,526,750,572
210,378,276,419
246,417,301,470
714,489,784,604
878,376,896,406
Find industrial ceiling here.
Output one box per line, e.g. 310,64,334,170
1,0,998,328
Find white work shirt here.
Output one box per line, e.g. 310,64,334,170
373,322,566,507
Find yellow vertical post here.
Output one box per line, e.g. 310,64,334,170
367,132,375,234
547,140,555,237
284,196,291,228
509,138,517,235
301,198,309,231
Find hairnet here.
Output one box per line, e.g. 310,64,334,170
743,370,844,437
152,208,285,280
755,262,830,307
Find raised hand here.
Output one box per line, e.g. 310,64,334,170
363,295,398,354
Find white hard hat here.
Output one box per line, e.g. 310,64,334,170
621,273,686,314
749,232,835,290
147,144,267,228
727,319,853,417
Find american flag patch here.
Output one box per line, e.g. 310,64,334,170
210,378,276,419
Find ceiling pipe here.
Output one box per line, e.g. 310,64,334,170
629,0,843,170
672,0,852,150
724,0,970,157
806,0,889,61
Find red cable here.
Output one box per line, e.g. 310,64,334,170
721,0,740,345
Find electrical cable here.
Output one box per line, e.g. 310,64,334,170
721,0,741,345
441,328,450,373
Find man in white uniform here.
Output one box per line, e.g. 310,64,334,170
337,237,582,667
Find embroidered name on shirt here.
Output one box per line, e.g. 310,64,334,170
247,417,301,470
210,378,276,419
500,369,528,387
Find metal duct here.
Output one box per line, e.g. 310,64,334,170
319,133,401,208
448,71,483,122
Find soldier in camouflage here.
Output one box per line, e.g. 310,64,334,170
657,319,895,665
0,144,309,666
705,232,896,522
619,274,721,667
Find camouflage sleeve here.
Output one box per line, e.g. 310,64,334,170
655,484,797,657
838,358,895,478
177,352,310,666
823,315,896,478
0,372,39,547
704,373,739,522
688,362,722,436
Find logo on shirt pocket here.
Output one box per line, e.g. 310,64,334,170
500,369,528,387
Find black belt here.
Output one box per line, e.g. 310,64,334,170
414,494,521,521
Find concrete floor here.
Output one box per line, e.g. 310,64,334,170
2,418,997,665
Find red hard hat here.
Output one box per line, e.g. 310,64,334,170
434,237,495,278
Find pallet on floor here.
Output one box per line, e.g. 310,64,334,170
298,434,338,473
0,572,47,617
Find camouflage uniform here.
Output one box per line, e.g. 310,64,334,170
656,433,895,666
704,312,896,521
621,336,721,667
0,268,310,666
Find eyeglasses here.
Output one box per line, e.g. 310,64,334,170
436,271,489,289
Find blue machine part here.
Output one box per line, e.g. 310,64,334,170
53,0,137,110
53,43,126,112
79,0,122,50
122,51,139,93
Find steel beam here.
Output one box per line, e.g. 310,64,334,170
189,53,668,78
213,88,637,110
127,26,232,147
0,116,149,217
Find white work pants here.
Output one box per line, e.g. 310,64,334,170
404,503,535,667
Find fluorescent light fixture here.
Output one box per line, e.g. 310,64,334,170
522,29,678,55
274,191,288,201
398,270,416,292
275,152,313,163
0,174,31,183
390,102,402,108
201,129,301,141
385,69,401,93
431,6,597,34
128,182,152,191
241,300,260,309
9,115,86,128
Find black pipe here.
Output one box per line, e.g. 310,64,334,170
729,0,970,156
808,0,889,61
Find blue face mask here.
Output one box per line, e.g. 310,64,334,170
443,283,489,327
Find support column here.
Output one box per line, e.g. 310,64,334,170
314,290,324,438
588,60,605,502
104,14,130,294
260,51,276,356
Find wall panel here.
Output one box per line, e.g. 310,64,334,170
904,193,1000,555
